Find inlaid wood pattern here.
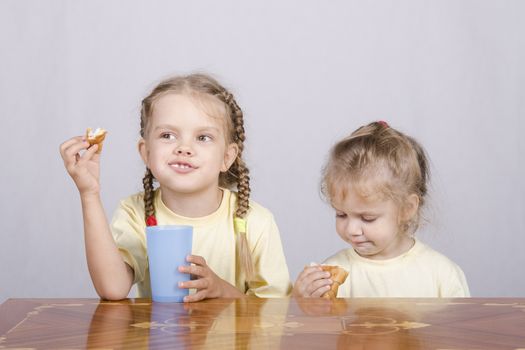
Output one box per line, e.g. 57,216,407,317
1,298,524,349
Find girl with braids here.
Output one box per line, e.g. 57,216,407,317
293,121,469,298
60,73,292,301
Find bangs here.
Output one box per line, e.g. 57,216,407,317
190,91,233,142
190,91,228,120
148,90,232,141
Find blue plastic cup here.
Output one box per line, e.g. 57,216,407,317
146,225,193,302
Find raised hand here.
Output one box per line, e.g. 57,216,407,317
292,265,333,298
59,136,101,195
178,255,244,302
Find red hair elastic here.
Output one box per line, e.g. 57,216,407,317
378,120,389,127
146,215,157,227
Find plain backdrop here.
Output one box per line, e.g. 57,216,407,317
1,0,524,304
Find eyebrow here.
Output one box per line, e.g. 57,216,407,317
153,124,176,131
331,205,379,216
197,127,221,134
153,124,220,133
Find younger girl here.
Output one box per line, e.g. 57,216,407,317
293,121,469,298
60,73,292,302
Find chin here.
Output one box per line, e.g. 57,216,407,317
353,247,379,257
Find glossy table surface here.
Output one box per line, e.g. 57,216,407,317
1,297,525,349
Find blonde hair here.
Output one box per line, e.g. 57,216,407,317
321,121,429,234
140,73,254,280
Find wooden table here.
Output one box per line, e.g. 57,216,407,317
1,297,524,349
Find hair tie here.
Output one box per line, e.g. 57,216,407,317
378,120,389,128
146,215,157,226
234,217,247,234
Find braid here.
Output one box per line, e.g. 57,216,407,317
231,98,251,218
142,168,155,222
220,90,254,281
218,90,251,217
234,159,251,218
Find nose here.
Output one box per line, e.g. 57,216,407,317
176,148,192,156
174,142,193,156
345,218,363,237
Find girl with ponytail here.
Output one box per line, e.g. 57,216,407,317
293,121,469,298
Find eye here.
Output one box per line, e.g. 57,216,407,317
197,134,212,142
335,212,347,219
361,216,377,223
160,132,176,140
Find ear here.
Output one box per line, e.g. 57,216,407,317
402,193,420,222
221,143,239,172
138,137,149,165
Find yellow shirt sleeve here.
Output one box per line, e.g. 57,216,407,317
110,194,148,286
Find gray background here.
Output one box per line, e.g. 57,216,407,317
1,0,524,304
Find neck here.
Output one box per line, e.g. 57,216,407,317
160,186,224,218
387,234,415,259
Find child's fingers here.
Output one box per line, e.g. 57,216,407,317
179,277,208,290
293,276,312,296
178,264,207,279
59,136,84,155
295,271,332,297
304,276,332,296
310,284,332,298
61,138,88,163
298,269,330,286
295,267,319,283
70,145,99,174
76,143,99,165
186,255,207,266
184,290,207,303
62,143,91,174
301,266,325,278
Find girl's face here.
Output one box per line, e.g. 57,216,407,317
331,183,417,260
138,93,237,196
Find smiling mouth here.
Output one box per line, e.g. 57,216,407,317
172,163,193,169
169,161,197,172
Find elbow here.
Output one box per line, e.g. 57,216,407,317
96,286,129,301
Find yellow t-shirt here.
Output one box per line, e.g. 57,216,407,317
323,239,470,297
110,188,292,298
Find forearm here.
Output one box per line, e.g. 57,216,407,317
81,194,133,300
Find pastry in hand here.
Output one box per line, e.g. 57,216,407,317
86,128,107,153
321,265,348,299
